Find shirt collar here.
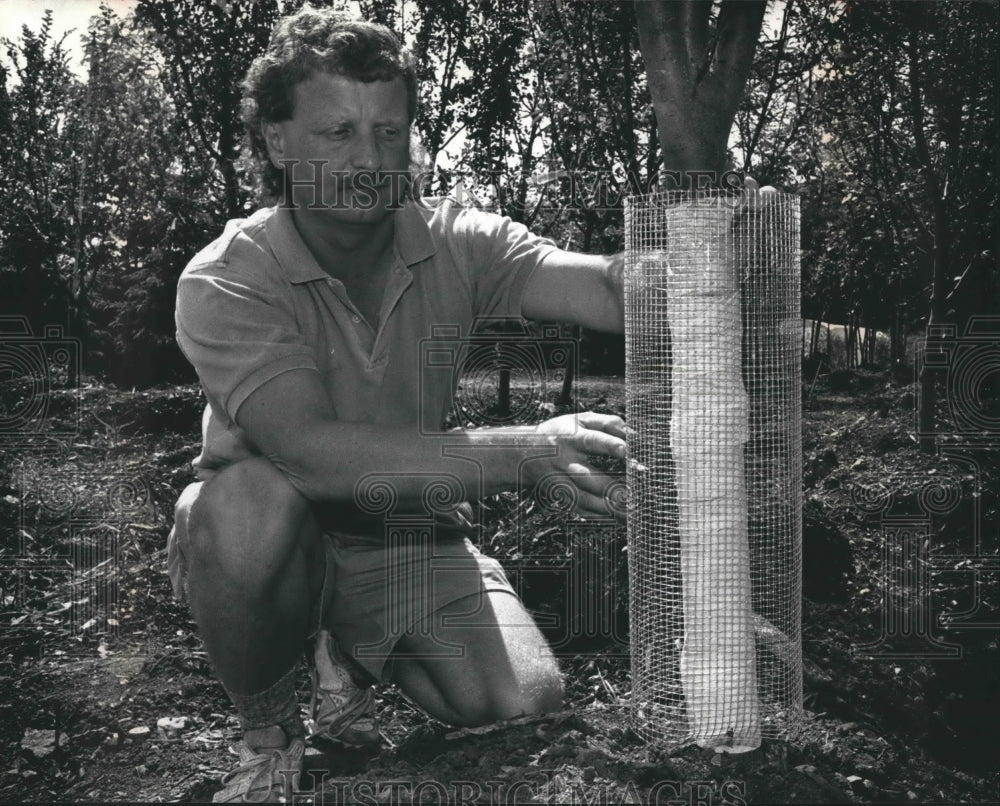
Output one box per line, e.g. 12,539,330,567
394,198,437,267
265,200,436,285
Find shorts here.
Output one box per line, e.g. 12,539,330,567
167,481,517,683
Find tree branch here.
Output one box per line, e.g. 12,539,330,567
744,0,793,167
635,0,765,181
681,0,712,69
715,0,768,106
633,0,691,102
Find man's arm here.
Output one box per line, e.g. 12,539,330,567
520,251,624,333
235,367,626,517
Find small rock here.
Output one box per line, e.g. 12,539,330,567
128,726,150,741
156,716,188,740
857,763,883,781
20,729,56,758
845,774,872,795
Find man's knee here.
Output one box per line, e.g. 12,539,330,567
186,457,316,578
435,645,563,728
455,666,563,727
489,667,564,724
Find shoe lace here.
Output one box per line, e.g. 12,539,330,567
315,681,376,735
309,633,377,739
219,747,282,800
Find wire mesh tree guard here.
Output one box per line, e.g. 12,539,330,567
625,187,803,752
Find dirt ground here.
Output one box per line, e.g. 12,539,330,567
0,371,997,804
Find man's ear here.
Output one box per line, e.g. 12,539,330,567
261,121,286,169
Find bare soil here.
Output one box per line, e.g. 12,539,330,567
0,371,997,804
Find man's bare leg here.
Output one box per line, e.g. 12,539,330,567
183,457,325,718
389,590,564,727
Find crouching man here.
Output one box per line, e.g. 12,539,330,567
168,6,626,802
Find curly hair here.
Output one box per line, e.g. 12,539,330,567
240,5,419,203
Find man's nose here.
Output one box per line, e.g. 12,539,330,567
350,131,381,171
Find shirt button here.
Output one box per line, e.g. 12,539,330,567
352,315,361,323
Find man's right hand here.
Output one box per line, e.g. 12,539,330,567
238,368,629,519
516,412,627,521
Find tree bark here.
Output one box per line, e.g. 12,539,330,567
634,0,767,185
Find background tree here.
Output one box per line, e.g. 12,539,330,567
0,13,79,332
731,0,831,187
0,5,203,385
806,1,998,445
76,6,205,387
134,0,281,221
2,0,994,397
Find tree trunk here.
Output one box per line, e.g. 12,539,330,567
906,7,951,453
634,0,766,186
558,221,595,406
628,0,770,751
809,317,821,360
557,326,578,407
918,198,951,452
498,344,511,421
217,137,241,220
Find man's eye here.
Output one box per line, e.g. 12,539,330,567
379,127,400,138
325,129,349,140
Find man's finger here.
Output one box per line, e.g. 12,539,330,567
535,464,625,519
571,486,624,520
562,464,622,499
577,411,627,439
577,426,626,459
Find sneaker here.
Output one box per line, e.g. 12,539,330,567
308,630,380,748
213,726,305,803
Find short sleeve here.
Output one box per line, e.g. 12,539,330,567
458,207,559,319
175,264,316,422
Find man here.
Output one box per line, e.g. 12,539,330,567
169,6,626,802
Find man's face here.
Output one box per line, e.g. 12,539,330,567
263,72,411,224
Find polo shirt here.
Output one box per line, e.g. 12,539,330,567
175,196,559,478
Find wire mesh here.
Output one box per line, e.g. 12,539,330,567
624,188,803,751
